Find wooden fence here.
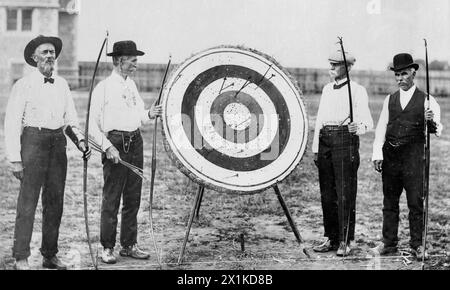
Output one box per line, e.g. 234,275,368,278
76,61,450,97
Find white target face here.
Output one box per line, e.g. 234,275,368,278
161,46,308,194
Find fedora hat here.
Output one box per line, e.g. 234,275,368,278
389,53,419,71
107,40,145,57
24,35,62,67
328,50,356,65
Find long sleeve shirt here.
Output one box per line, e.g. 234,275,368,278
4,69,82,163
372,85,443,161
89,70,152,151
312,79,374,153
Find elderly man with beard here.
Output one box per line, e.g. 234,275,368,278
372,53,443,259
88,40,162,264
4,35,90,270
312,50,373,256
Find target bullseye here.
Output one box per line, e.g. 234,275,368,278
223,103,251,131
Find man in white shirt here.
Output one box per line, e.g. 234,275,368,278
312,50,373,256
372,53,443,260
4,35,90,270
88,40,162,264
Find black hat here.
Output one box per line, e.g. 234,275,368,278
389,53,419,71
24,35,62,67
107,40,145,57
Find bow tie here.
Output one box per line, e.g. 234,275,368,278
333,80,348,90
44,77,54,84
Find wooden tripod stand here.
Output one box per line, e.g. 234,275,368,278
177,184,305,265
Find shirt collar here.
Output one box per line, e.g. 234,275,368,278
333,77,348,85
400,84,416,97
31,69,56,83
110,70,130,85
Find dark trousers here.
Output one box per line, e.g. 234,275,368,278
317,126,360,243
381,142,424,249
100,130,143,249
12,127,67,260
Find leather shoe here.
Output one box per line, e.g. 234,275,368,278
119,244,150,259
42,256,67,270
411,245,429,260
14,259,30,270
372,243,397,255
313,239,339,252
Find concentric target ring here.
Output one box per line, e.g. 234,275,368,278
161,46,308,194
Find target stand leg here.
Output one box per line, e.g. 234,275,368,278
195,186,205,220
273,185,303,243
273,185,310,258
178,185,203,265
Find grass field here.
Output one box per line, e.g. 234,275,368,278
0,90,449,270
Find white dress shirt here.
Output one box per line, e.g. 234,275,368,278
372,85,443,161
4,69,82,163
312,79,374,153
89,70,151,151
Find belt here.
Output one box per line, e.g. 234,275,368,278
108,129,140,154
23,126,64,134
322,121,349,126
322,125,348,131
108,129,140,138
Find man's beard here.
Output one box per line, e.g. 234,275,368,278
39,60,55,76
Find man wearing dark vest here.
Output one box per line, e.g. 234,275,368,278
372,53,443,260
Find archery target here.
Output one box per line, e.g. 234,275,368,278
161,46,308,194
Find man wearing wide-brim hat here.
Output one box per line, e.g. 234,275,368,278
4,35,90,270
312,49,374,257
88,40,162,264
372,53,443,259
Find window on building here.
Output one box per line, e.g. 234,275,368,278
6,9,18,31
21,9,33,31
6,8,33,32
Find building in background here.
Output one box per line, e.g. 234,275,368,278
1,1,449,97
0,0,79,95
